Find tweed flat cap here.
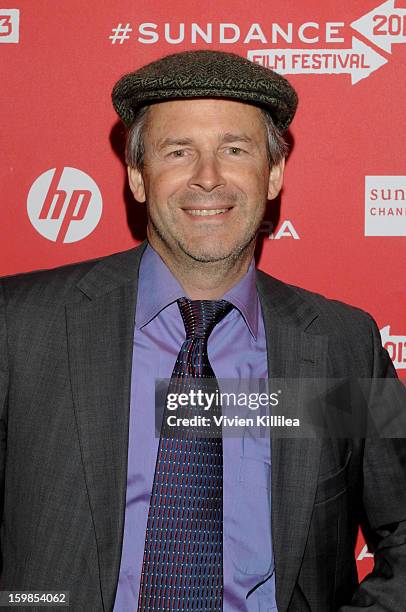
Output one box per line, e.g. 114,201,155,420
112,49,298,132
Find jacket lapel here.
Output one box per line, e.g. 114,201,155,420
256,271,328,612
65,242,147,611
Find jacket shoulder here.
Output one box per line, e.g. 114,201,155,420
256,269,387,375
0,246,141,306
256,268,377,336
290,282,374,327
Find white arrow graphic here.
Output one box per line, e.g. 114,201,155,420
248,37,387,84
351,0,406,53
380,325,406,369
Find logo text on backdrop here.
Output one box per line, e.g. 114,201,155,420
109,1,406,83
27,168,103,244
380,326,406,369
365,176,406,236
0,9,19,43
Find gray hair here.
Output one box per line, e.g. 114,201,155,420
125,103,288,169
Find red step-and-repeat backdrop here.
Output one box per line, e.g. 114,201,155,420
1,0,405,581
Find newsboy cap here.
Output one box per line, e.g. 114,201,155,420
112,49,298,132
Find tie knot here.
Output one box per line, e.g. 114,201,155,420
177,298,233,339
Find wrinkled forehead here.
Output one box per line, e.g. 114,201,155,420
143,98,268,145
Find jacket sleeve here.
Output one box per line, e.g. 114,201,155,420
339,315,406,610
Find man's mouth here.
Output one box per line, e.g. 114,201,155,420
184,208,230,216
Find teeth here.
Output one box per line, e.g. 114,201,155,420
185,209,228,216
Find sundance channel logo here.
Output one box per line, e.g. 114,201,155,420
27,167,103,243
364,176,406,236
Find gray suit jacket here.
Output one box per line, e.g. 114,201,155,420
0,241,405,611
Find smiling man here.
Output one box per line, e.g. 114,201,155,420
0,50,405,612
126,97,284,298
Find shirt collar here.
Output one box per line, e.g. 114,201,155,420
136,243,258,339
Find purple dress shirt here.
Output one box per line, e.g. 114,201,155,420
113,244,277,612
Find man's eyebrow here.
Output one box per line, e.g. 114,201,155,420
220,132,255,145
157,138,194,150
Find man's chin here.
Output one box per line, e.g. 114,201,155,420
178,241,247,264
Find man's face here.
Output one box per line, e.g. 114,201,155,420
128,98,284,264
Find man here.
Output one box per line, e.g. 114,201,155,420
0,50,405,611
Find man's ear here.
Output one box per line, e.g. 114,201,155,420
267,158,285,200
127,166,146,203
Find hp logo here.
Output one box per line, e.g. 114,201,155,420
27,167,103,243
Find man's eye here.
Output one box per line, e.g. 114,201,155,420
168,149,186,158
227,147,244,155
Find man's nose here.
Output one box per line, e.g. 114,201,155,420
187,153,226,192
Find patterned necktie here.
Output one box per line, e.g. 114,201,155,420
137,298,233,611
